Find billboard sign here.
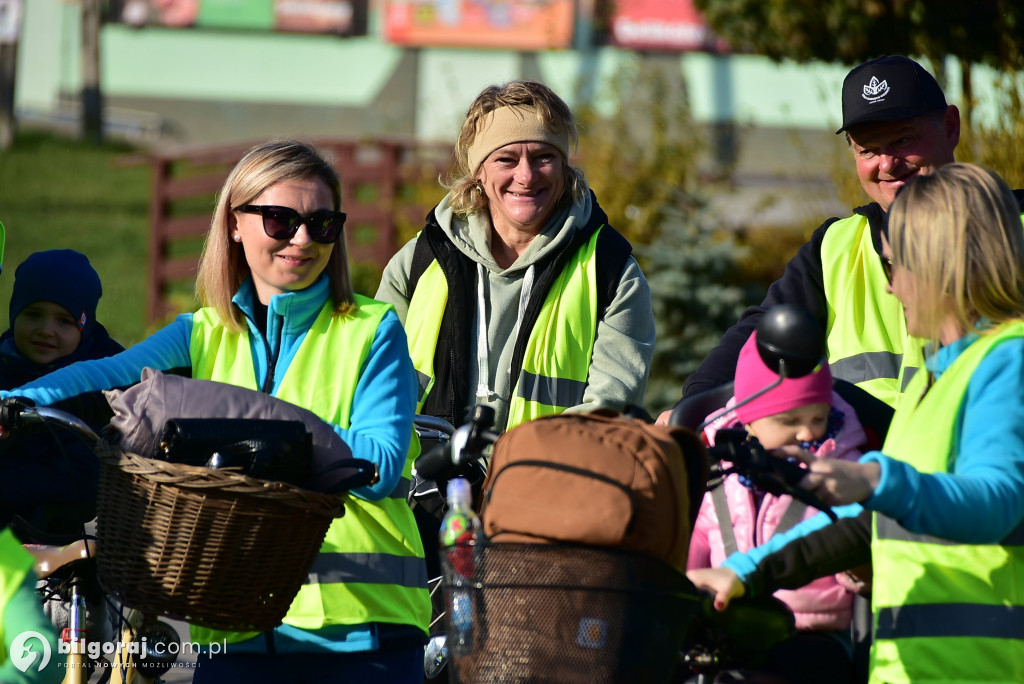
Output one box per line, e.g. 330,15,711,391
118,0,367,35
609,0,721,52
383,0,575,50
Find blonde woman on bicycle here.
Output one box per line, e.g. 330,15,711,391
1,140,430,683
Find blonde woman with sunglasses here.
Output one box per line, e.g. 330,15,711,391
0,140,429,682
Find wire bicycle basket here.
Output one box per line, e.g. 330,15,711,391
441,541,701,684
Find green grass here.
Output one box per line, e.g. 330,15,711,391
0,132,155,345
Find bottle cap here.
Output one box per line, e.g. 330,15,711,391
446,477,472,508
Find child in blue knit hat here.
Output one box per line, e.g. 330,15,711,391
1,250,123,387
0,250,124,534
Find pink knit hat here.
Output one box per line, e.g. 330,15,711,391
734,331,832,425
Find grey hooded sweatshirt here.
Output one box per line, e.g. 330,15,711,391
376,190,655,432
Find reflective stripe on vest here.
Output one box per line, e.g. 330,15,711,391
820,215,923,407
516,371,587,409
407,229,601,431
877,515,1024,547
0,528,35,665
188,296,429,645
869,322,1024,684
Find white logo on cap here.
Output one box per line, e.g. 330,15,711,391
862,76,890,102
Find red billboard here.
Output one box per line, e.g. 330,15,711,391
609,0,721,52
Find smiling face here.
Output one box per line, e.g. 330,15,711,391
477,142,566,236
231,177,335,304
14,301,83,365
747,402,831,450
847,108,959,211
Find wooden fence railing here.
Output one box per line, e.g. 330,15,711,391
136,138,452,325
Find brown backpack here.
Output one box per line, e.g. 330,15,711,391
477,410,707,569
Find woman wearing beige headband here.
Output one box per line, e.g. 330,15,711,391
376,80,655,433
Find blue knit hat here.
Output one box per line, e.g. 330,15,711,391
9,250,103,335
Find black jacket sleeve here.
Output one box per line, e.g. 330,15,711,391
681,217,837,398
746,508,872,598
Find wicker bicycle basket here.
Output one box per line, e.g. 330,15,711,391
94,444,345,632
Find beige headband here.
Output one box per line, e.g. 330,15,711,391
466,106,571,174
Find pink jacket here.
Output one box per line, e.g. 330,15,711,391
687,391,866,631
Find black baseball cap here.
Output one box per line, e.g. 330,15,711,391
836,55,947,134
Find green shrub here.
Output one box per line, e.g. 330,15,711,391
573,60,753,411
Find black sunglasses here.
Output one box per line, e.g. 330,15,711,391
235,205,346,244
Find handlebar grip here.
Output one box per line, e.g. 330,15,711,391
0,396,36,434
772,457,809,487
761,456,837,521
320,457,379,495
413,442,454,482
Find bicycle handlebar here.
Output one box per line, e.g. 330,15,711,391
0,400,101,448
708,428,837,522
412,407,837,523
413,405,499,482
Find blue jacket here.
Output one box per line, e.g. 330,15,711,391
1,276,416,503
725,333,1024,582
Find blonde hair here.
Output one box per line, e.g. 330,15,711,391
443,80,588,216
195,140,354,330
888,163,1024,343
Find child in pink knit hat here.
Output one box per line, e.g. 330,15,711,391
731,328,836,450
688,330,868,683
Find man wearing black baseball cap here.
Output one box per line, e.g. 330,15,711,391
836,55,958,212
667,54,1024,414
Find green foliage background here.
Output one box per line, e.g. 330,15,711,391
572,59,755,411
0,133,151,344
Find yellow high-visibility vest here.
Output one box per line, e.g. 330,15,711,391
188,295,429,644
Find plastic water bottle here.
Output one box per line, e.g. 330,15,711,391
439,477,481,655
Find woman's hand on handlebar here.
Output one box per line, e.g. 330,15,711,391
775,445,882,506
687,566,746,611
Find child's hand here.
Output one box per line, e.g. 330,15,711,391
686,567,746,611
